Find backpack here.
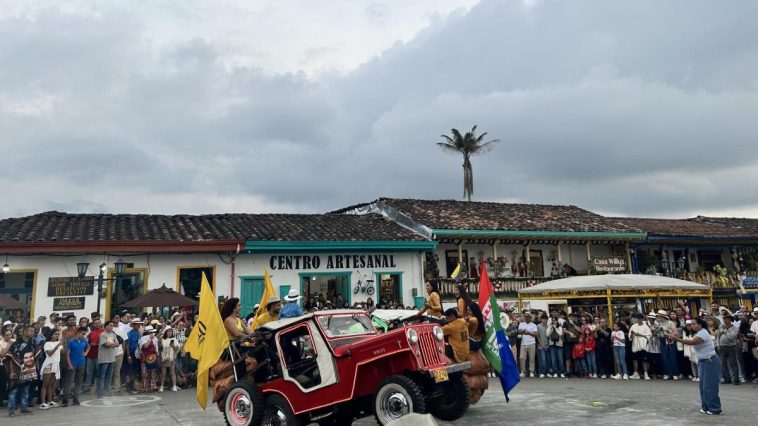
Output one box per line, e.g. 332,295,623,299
550,328,560,342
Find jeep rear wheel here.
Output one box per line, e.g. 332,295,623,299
224,382,264,426
373,375,426,425
428,374,470,422
262,394,301,426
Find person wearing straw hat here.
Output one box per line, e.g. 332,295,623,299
138,326,160,393
280,289,304,319
252,297,282,331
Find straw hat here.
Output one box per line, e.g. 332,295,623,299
264,296,280,308
655,309,668,317
284,289,301,302
143,325,156,334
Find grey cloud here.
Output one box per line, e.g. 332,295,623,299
1,0,758,219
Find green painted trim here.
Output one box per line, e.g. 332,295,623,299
298,271,353,307
245,240,437,252
432,229,647,239
238,275,264,280
374,271,403,303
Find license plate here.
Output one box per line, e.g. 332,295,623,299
432,368,449,383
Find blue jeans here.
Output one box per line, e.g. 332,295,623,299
586,351,597,375
698,355,722,414
719,346,739,383
550,346,564,374
538,347,550,375
613,346,628,375
96,362,114,399
660,340,678,377
83,358,97,391
577,358,587,375
8,384,29,411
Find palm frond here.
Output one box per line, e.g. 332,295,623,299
469,139,501,155
450,128,464,142
437,142,463,155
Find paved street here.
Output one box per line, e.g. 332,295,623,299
8,378,757,425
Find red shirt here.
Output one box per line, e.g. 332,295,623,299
584,335,596,352
86,328,104,359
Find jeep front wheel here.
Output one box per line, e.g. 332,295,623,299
428,374,470,422
262,394,301,426
224,382,264,426
372,375,426,425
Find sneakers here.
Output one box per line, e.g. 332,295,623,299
159,386,164,393
72,400,80,406
673,376,679,381
60,401,68,408
629,373,640,379
539,374,545,378
39,403,50,410
707,411,723,415
519,373,525,378
611,374,621,380
8,410,14,417
49,401,59,408
644,373,651,381
623,374,629,380
600,375,606,379
20,408,33,415
171,385,178,392
691,377,698,382
559,374,566,378
529,373,535,378
662,375,670,380
699,409,708,414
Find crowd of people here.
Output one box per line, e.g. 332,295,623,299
503,302,758,386
0,309,199,417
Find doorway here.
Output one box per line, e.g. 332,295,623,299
300,272,351,308
240,276,264,318
0,271,36,322
375,272,403,306
106,269,147,319
528,250,544,277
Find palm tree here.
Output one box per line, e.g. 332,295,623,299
437,125,500,201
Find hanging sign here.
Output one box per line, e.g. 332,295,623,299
48,277,95,297
742,274,758,289
53,297,86,311
591,257,627,273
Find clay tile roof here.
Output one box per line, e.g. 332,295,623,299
691,216,758,236
609,217,757,239
374,198,642,233
0,211,425,243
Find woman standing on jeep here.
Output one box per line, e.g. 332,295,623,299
220,298,252,342
417,282,442,318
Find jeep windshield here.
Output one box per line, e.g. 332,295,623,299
317,313,376,338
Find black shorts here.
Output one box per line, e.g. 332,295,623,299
632,350,649,363
564,343,575,361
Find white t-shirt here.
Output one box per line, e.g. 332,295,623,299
751,320,758,335
113,326,127,357
518,322,538,346
611,330,625,347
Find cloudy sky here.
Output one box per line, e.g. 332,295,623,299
1,0,757,220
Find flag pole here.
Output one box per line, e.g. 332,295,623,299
228,346,238,381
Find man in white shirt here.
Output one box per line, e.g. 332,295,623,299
629,313,652,380
111,314,128,392
517,312,539,378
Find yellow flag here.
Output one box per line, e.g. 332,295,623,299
250,267,277,331
184,272,229,410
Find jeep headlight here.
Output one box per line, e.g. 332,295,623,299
406,328,419,345
433,326,443,341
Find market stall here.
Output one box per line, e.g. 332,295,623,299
517,274,712,326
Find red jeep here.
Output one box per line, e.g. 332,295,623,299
220,309,471,425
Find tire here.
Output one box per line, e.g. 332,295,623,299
373,375,426,425
262,394,301,426
224,382,265,426
428,374,470,422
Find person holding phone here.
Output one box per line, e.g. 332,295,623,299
159,328,179,392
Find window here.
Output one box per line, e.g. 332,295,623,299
445,250,468,277
279,325,321,389
317,314,375,338
178,267,215,300
697,251,724,272
377,273,402,306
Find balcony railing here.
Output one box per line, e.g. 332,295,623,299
430,276,554,300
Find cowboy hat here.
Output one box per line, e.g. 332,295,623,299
143,325,156,333
131,319,144,324
646,312,656,319
264,296,280,308
655,309,668,317
284,289,301,302
150,319,160,325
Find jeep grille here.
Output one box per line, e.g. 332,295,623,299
418,330,444,366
